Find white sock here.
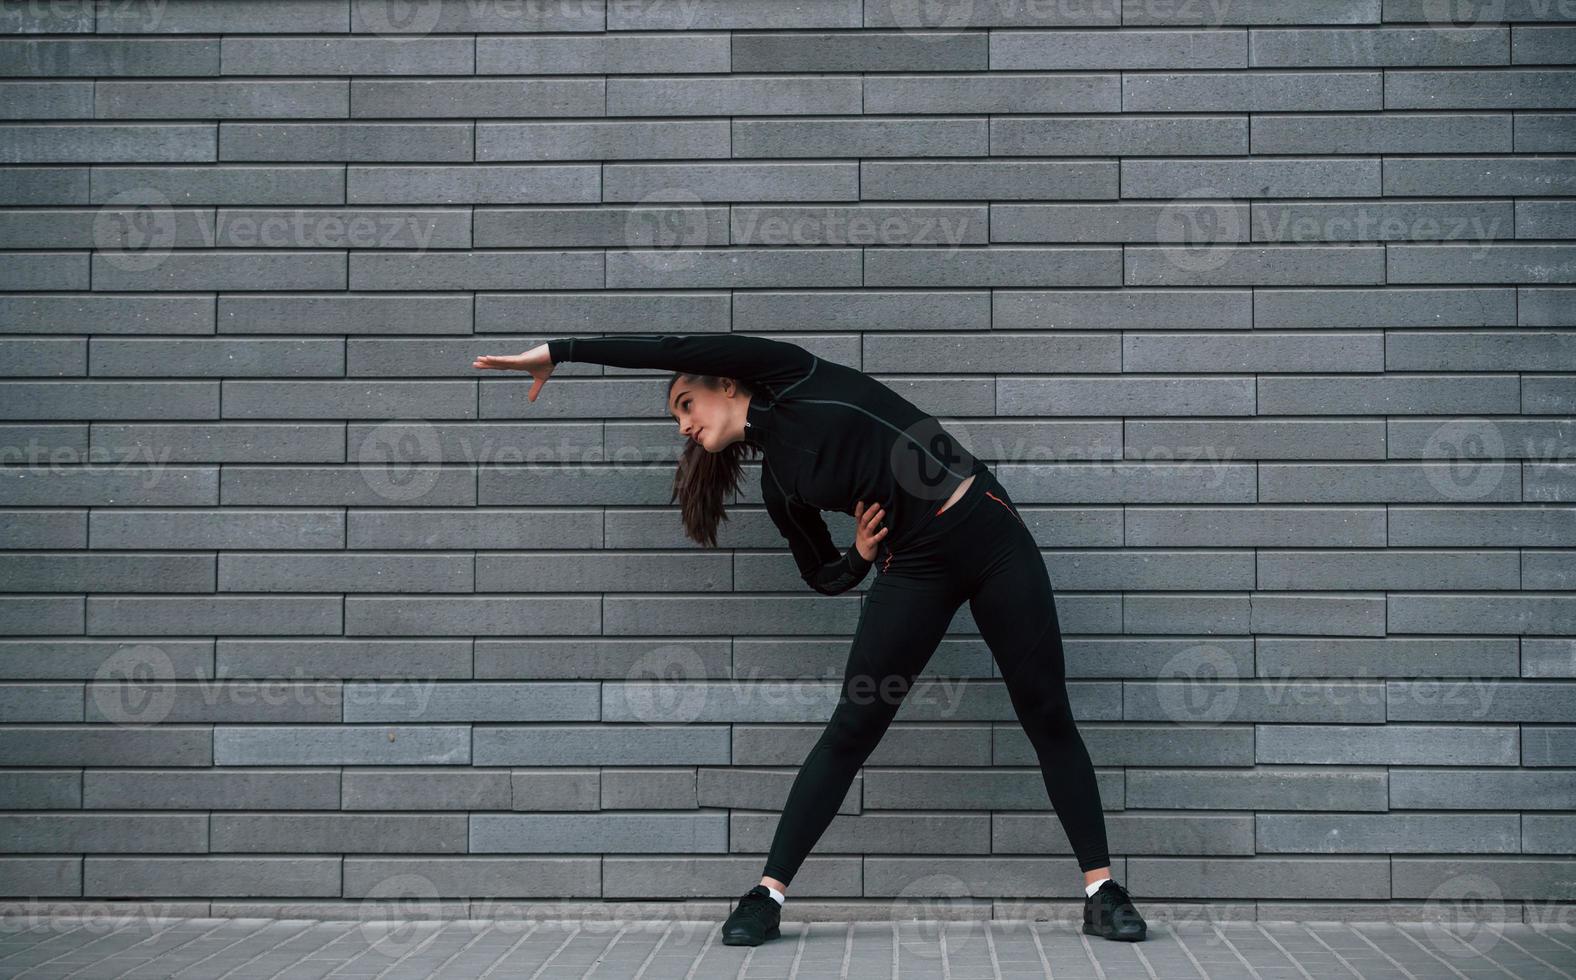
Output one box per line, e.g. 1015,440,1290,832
764,884,785,906
1084,876,1111,897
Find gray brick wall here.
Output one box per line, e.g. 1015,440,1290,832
0,0,1573,918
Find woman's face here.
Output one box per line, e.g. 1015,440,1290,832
669,377,746,453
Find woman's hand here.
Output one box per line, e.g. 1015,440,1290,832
473,343,554,402
853,500,888,563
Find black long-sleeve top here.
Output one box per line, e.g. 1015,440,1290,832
545,333,985,596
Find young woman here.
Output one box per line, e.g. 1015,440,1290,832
474,333,1147,945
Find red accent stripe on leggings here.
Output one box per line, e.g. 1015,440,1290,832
985,490,1026,527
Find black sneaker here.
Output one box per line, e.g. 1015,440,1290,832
721,884,781,946
1083,879,1147,941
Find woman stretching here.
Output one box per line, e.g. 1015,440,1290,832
474,333,1147,945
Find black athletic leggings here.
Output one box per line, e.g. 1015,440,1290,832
762,467,1111,885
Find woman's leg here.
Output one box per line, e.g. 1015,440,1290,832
966,483,1112,874
761,573,963,887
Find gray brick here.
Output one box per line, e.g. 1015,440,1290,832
603,855,861,896
608,0,858,28
606,76,861,116
1389,244,1576,283
350,78,604,117
474,205,727,248
216,725,469,765
734,30,985,70
98,1,349,33
84,769,340,809
1141,772,1386,812
867,246,1121,287
84,857,340,897
0,726,211,766
1386,329,1576,369
865,74,1119,113
1123,71,1381,111
863,160,1117,200
867,0,1120,27
1391,768,1576,808
504,769,597,810
95,80,348,118
1254,287,1516,327
476,291,729,335
0,124,215,163
735,290,990,331
0,383,219,421
220,36,473,74
606,247,861,289
347,680,598,722
219,122,472,161
1261,375,1520,414
90,165,344,204
343,856,600,898
1121,158,1381,198
994,289,1250,328
477,120,729,161
1519,200,1576,237
1250,26,1508,65
1385,156,1576,195
1520,287,1576,324
1384,0,1576,22
992,115,1247,156
993,202,1250,243
1124,244,1385,286
0,81,92,118
992,29,1245,68
1251,112,1511,152
1,0,92,33
1387,69,1576,108
90,338,343,376
1516,110,1576,149
732,117,987,157
474,812,726,851
474,725,729,766
732,206,987,246
212,813,467,852
478,33,729,74
0,770,81,809
221,293,469,334
1515,25,1576,62
600,768,696,809
1251,200,1512,242
1126,331,1383,372
348,0,603,32
0,166,88,203
1258,724,1517,764
604,162,859,202
1124,0,1380,24
348,250,601,290
735,811,986,853
350,164,602,205
345,769,511,810
1392,593,1576,633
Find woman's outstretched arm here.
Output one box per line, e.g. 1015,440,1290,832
546,333,814,390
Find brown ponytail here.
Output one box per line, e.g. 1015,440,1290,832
667,371,763,548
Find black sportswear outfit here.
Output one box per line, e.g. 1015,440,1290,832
546,333,1112,881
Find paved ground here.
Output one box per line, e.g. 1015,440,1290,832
2,914,1574,979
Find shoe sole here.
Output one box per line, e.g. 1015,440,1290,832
721,924,779,946
1082,922,1146,941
